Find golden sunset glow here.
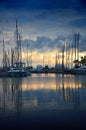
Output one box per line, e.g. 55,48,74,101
22,50,60,67
21,48,86,67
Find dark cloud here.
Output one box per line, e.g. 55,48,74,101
1,32,86,55
21,35,69,52
20,35,86,53
0,0,86,54
0,0,83,10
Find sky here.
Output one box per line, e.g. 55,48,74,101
0,0,86,66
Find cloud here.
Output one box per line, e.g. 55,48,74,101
0,8,86,40
0,0,83,10
0,1,86,55
21,35,70,52
20,34,86,54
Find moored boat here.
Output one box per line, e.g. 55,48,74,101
0,67,31,77
7,67,31,77
71,66,86,75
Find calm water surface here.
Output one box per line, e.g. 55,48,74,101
0,74,86,130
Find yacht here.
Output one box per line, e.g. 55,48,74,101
71,66,86,74
7,67,31,77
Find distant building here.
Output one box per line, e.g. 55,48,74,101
36,64,43,71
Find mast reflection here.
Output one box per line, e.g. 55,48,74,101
56,74,80,111
0,74,86,114
1,78,22,121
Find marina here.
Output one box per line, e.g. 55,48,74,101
0,0,86,130
1,21,86,76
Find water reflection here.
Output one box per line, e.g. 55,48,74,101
0,74,86,129
60,75,80,111
0,74,86,112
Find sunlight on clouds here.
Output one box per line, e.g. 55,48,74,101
21,50,62,67
18,48,86,67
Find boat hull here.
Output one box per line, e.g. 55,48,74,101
0,71,31,77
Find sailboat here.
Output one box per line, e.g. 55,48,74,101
0,20,31,77
7,20,31,77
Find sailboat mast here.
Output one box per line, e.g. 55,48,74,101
74,33,77,61
27,43,29,67
71,42,73,68
11,48,14,67
19,33,22,62
55,53,58,69
3,38,5,61
62,43,65,71
77,32,80,62
7,49,10,67
3,38,5,67
16,20,19,62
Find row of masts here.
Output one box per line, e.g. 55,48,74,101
16,20,22,63
60,32,80,70
2,21,80,69
2,20,23,68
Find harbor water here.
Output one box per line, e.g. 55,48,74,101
0,74,86,129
